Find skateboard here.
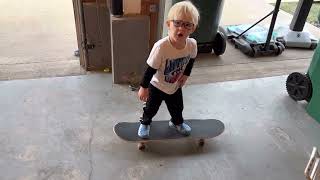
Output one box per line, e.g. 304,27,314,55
113,119,225,150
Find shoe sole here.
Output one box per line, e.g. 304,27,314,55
168,123,191,136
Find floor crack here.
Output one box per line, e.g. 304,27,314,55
88,120,94,180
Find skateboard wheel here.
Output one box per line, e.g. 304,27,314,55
199,139,205,147
138,143,146,151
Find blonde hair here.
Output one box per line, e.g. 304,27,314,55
167,1,200,26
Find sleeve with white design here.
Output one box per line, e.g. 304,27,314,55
190,38,198,58
146,43,163,69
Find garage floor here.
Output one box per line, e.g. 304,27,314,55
1,74,319,180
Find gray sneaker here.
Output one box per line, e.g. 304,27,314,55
169,121,191,136
138,124,150,139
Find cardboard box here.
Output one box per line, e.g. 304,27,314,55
111,15,150,84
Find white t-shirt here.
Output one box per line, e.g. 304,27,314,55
147,36,197,95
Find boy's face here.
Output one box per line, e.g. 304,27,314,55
166,13,196,43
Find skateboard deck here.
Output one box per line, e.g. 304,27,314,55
114,119,224,150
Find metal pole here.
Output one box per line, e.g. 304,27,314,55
290,0,314,31
264,0,282,50
237,11,274,38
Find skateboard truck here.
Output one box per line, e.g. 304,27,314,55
305,147,320,180
137,138,206,151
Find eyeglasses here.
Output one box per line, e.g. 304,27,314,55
171,20,194,30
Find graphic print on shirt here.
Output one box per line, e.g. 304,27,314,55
164,56,190,83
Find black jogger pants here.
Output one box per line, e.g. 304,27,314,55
140,84,184,125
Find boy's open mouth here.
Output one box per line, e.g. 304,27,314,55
177,33,183,37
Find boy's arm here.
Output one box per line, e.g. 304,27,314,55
183,58,195,76
140,65,157,88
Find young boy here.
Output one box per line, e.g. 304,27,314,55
138,1,199,139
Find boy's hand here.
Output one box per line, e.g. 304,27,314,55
138,87,149,102
178,75,189,87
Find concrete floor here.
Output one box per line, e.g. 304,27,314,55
0,0,85,81
1,73,320,179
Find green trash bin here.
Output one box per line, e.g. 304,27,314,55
306,40,320,123
171,0,226,55
286,40,320,123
